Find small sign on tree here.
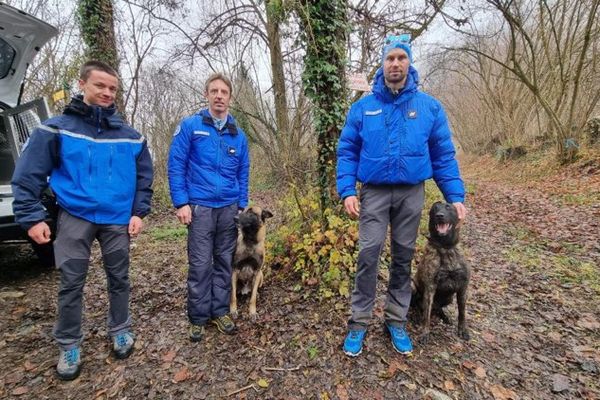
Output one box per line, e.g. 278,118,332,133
347,73,371,92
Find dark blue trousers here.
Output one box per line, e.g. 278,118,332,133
187,203,238,325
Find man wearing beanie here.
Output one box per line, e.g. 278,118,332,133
336,34,466,356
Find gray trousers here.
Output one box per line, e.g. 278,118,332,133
53,210,131,350
349,183,424,330
187,204,238,325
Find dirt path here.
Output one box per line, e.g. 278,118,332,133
1,166,599,399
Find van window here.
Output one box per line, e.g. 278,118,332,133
0,37,16,79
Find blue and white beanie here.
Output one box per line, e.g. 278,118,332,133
381,33,412,63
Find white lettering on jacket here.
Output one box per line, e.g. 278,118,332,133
364,109,382,116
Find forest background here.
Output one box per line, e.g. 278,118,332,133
1,0,599,399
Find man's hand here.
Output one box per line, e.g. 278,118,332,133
129,216,144,237
176,205,192,225
452,202,467,222
28,222,51,244
343,196,360,218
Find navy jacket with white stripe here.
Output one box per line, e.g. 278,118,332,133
11,96,154,230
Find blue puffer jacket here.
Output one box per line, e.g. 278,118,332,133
168,109,250,209
11,96,154,230
336,66,465,203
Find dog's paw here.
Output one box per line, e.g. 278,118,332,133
458,328,471,341
231,310,238,319
418,332,430,345
249,312,258,323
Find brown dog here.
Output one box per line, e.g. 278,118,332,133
230,206,273,321
412,201,470,343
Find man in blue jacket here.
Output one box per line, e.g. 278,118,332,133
11,60,154,379
168,73,250,342
336,34,467,356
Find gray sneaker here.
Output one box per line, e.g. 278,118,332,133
112,331,135,359
56,347,81,381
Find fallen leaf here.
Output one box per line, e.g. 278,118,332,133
23,361,36,371
257,378,269,388
547,332,561,342
0,291,25,299
95,389,108,398
474,366,487,379
336,384,350,400
444,380,456,391
462,360,476,370
490,384,519,400
320,392,330,400
162,350,177,363
173,367,190,383
482,331,496,343
5,371,24,384
576,315,600,330
551,374,570,393
11,387,29,396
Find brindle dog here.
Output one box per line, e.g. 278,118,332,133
231,206,273,321
412,201,470,343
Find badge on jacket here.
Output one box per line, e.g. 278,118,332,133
228,146,236,155
408,110,417,119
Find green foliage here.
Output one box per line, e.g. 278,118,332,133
270,181,451,299
306,343,319,360
149,225,187,241
269,188,358,299
76,0,119,70
296,0,349,212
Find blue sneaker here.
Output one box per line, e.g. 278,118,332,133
56,347,81,380
343,329,366,357
385,323,413,354
112,331,135,359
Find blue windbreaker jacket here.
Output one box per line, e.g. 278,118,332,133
11,96,154,230
167,109,250,209
336,66,465,203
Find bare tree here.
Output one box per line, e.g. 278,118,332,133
439,0,600,163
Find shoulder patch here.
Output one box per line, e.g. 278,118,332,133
365,109,382,116
173,125,181,136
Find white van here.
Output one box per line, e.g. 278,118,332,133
0,3,58,265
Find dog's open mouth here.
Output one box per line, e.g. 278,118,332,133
436,223,452,235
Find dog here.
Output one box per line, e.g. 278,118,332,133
412,201,471,343
230,206,273,321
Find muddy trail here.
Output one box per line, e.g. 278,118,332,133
1,162,599,400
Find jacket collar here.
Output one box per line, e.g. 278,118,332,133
372,65,419,104
63,95,124,129
198,109,238,135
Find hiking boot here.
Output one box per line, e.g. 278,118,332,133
211,314,236,334
112,331,135,359
189,324,205,342
56,347,82,381
385,323,413,354
343,329,366,357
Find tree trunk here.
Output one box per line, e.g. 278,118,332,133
77,0,126,116
298,0,349,223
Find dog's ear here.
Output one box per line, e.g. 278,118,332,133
261,210,273,221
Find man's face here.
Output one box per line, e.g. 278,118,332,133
79,70,118,107
206,79,231,117
383,48,410,86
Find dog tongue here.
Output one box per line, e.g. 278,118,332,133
437,223,451,234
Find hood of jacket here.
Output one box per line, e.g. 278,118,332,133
371,65,420,104
63,95,124,130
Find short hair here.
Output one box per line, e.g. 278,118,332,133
79,60,119,81
204,73,233,95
